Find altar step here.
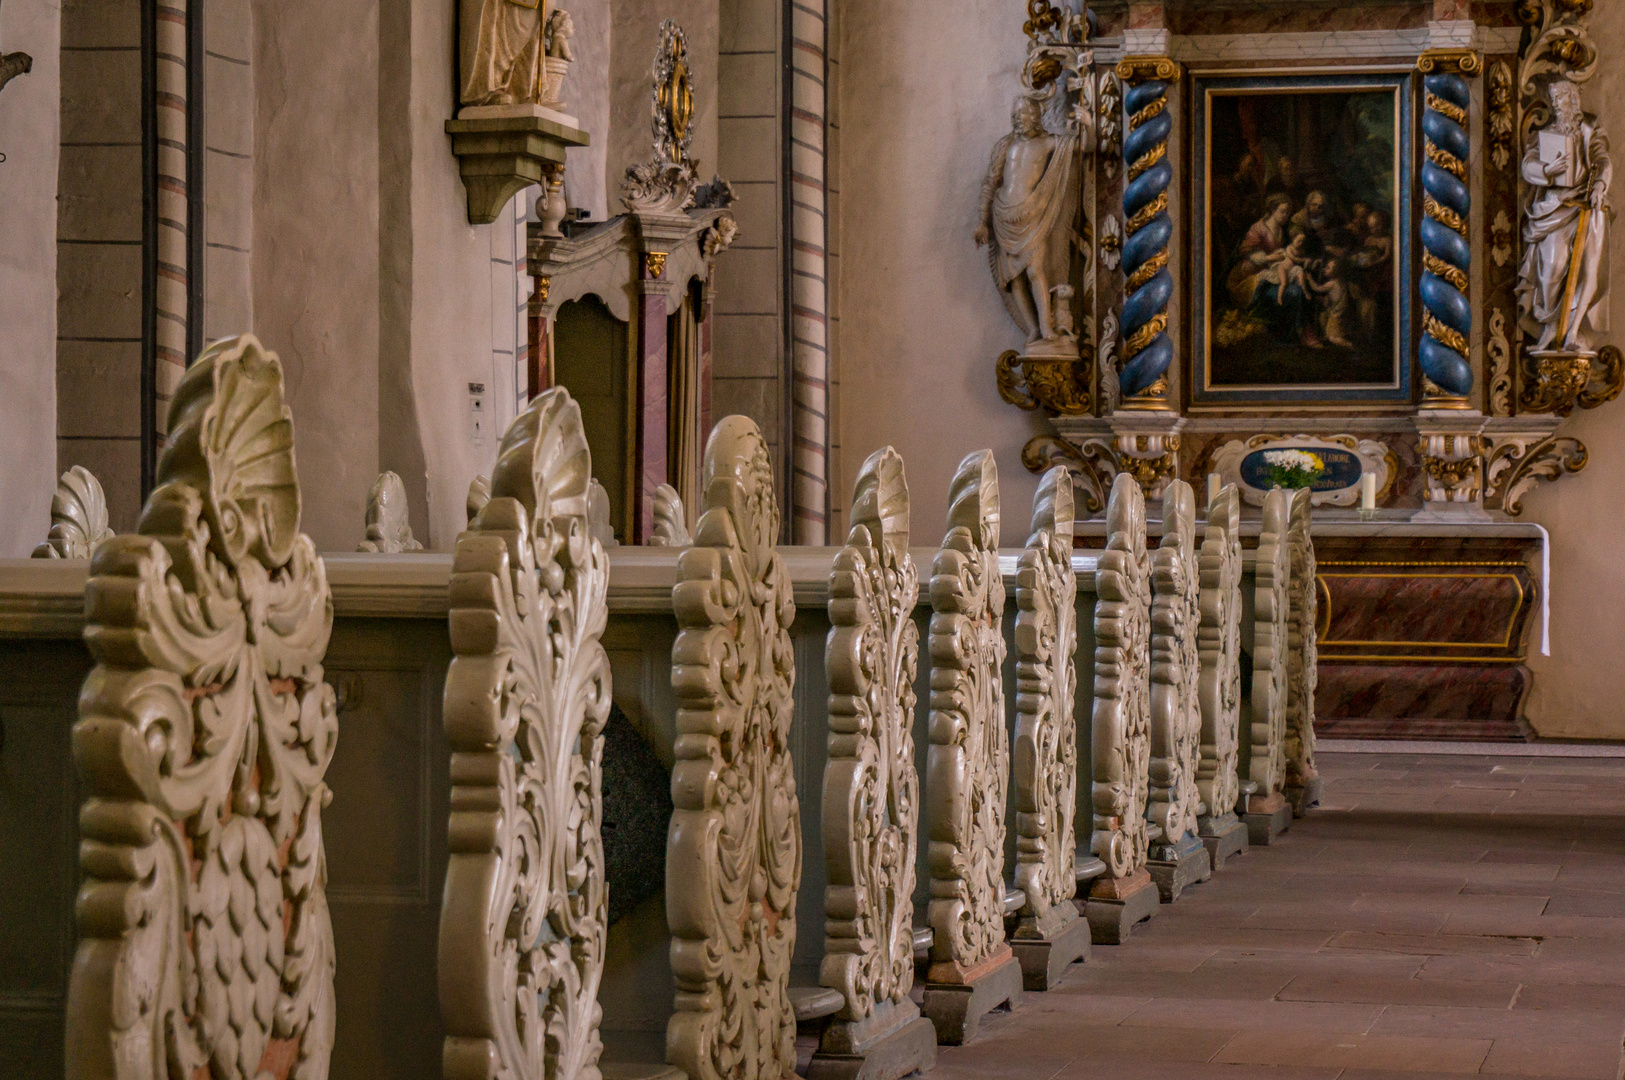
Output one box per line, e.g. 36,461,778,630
1314,715,1526,742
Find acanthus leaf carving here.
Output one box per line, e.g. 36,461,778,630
650,482,693,546
1012,465,1079,935
925,450,1009,982
1249,488,1291,800
1020,434,1118,517
1148,479,1201,854
357,471,424,553
67,333,337,1080
440,387,612,1080
666,415,800,1080
1195,484,1243,824
821,447,922,1024
33,465,114,558
1091,473,1151,882
1484,432,1589,515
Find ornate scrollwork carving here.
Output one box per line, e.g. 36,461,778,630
1249,488,1290,800
926,451,1008,982
1097,72,1121,183
1091,473,1151,881
622,21,699,214
32,465,114,558
997,351,1095,415
1518,0,1597,103
1148,480,1200,854
1012,466,1078,934
1489,309,1515,417
667,416,799,1080
1484,432,1589,515
1284,489,1319,812
1196,484,1242,822
67,334,337,1080
821,447,921,1024
440,388,612,1080
1490,61,1516,170
650,482,693,546
1020,434,1118,517
357,471,424,552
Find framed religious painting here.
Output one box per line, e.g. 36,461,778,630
1190,72,1415,405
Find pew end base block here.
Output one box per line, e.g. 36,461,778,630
921,947,1023,1045
1009,903,1093,990
1286,775,1323,819
1080,868,1160,944
1197,812,1250,871
809,999,938,1080
1245,792,1293,846
1146,834,1213,903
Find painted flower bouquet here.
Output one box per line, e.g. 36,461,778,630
1262,448,1325,490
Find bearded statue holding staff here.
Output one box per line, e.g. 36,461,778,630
461,0,548,108
977,95,1085,350
1518,79,1614,354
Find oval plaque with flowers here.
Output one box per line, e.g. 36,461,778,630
1261,448,1325,490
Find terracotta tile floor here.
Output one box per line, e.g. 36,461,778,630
926,751,1625,1080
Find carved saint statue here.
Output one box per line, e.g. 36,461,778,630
461,0,547,108
976,96,1084,347
1518,79,1613,353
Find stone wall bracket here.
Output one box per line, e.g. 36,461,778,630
446,111,589,225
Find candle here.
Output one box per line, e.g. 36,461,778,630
1360,472,1376,511
1207,473,1221,508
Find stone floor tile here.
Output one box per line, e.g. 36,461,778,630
1118,996,1385,1034
1516,982,1625,1013
1212,1030,1491,1072
1054,1059,1341,1079
1056,1023,1237,1061
1328,930,1540,956
1349,893,1550,918
1279,973,1518,1008
1241,905,1449,935
1015,990,1152,1024
1367,1003,1624,1041
1443,911,1625,940
1479,1037,1625,1078
1545,894,1625,917
1134,925,1340,952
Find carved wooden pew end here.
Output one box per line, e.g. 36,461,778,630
1244,487,1295,846
1195,483,1251,872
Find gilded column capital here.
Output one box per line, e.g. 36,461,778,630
1417,49,1482,76
1116,55,1181,84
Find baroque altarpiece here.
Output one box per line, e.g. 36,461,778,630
988,0,1617,735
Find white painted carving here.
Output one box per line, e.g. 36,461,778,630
440,388,612,1080
1209,434,1394,508
357,471,424,552
1090,473,1151,881
66,335,337,1080
1196,484,1243,821
1249,488,1291,800
1013,466,1079,932
650,482,692,547
1148,479,1201,852
666,415,799,1080
468,474,492,524
1285,489,1319,808
821,447,921,1020
32,465,113,558
926,450,1009,982
587,477,618,548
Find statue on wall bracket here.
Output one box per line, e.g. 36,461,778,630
986,0,1097,417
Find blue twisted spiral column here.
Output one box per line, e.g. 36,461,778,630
1418,52,1480,405
1118,57,1180,406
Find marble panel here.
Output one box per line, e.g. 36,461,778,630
1319,572,1531,657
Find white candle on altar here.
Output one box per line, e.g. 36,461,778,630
1207,472,1220,507
1360,472,1377,511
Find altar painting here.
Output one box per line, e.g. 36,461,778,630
1192,74,1414,405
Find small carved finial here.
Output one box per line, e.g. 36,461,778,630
32,465,113,558
587,478,618,548
650,483,691,546
467,474,491,525
357,471,424,553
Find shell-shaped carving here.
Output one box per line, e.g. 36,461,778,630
33,465,114,558
667,415,799,1080
1285,488,1319,812
926,450,1009,980
441,386,612,1080
357,471,424,552
650,482,692,546
467,474,492,525
1196,484,1243,821
1091,472,1151,881
67,332,337,1080
155,334,301,569
821,446,922,1023
1249,488,1292,799
587,478,618,548
1149,480,1201,852
1013,467,1080,931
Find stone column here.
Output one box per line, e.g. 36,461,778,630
635,252,672,544
527,272,553,399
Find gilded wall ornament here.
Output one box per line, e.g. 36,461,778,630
1091,473,1151,881
622,21,699,213
1148,480,1201,853
666,416,800,1080
1490,61,1515,170
66,335,337,1080
1020,434,1118,517
1484,432,1589,515
32,465,113,559
926,450,1009,982
1284,489,1319,814
1418,433,1485,504
821,448,922,1023
1013,466,1079,934
356,471,424,552
1097,72,1121,183
1249,488,1290,800
1518,0,1598,102
1195,484,1242,822
1489,308,1515,417
440,388,612,1080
